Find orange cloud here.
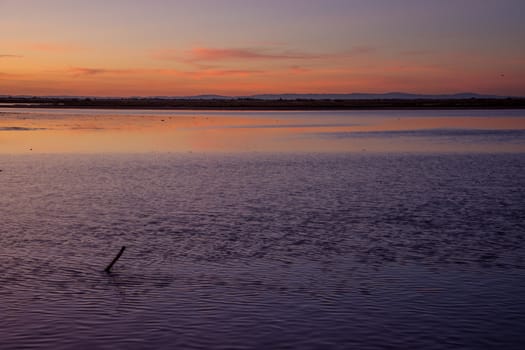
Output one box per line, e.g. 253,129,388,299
289,65,312,74
67,66,265,79
68,67,148,76
189,69,265,78
0,54,23,58
0,71,21,78
188,47,323,61
154,47,303,62
157,67,267,78
379,64,448,75
154,68,185,76
153,46,366,63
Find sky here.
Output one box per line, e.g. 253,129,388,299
1,0,524,97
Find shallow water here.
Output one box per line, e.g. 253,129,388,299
1,108,525,153
1,152,524,349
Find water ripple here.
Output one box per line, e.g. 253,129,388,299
0,153,524,349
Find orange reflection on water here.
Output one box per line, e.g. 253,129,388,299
1,108,525,153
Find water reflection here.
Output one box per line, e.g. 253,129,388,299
1,108,524,153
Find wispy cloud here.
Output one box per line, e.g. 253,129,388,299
69,66,265,79
380,63,448,74
69,67,146,76
154,47,320,62
153,46,370,63
187,47,323,61
0,126,46,131
69,67,114,76
190,69,265,78
0,54,23,58
0,71,20,78
289,65,312,74
156,67,266,80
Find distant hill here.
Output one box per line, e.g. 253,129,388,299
2,94,524,110
247,93,507,100
1,92,511,100
146,92,508,100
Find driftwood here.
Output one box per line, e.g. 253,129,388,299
104,246,126,273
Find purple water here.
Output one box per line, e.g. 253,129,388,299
1,152,524,349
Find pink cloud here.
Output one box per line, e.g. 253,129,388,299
188,47,322,61
0,71,25,80
69,67,146,76
153,46,368,63
154,47,308,62
191,69,265,78
67,66,264,80
379,64,448,74
154,68,185,76
156,67,264,79
289,65,312,74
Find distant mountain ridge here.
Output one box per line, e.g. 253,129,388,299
246,93,507,100
147,92,509,100
0,92,514,100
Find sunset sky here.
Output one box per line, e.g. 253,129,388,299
1,0,524,97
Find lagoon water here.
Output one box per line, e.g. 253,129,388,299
1,108,525,154
1,109,525,349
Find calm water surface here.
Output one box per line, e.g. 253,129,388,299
1,109,525,349
1,108,525,153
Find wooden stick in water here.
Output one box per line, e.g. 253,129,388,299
104,246,126,273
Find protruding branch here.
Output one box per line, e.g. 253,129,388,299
104,246,126,273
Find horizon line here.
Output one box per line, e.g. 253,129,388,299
1,92,523,99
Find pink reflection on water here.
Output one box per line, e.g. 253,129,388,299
1,108,524,153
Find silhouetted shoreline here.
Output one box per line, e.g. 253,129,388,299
1,97,525,110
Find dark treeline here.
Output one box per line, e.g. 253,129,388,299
1,96,525,110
